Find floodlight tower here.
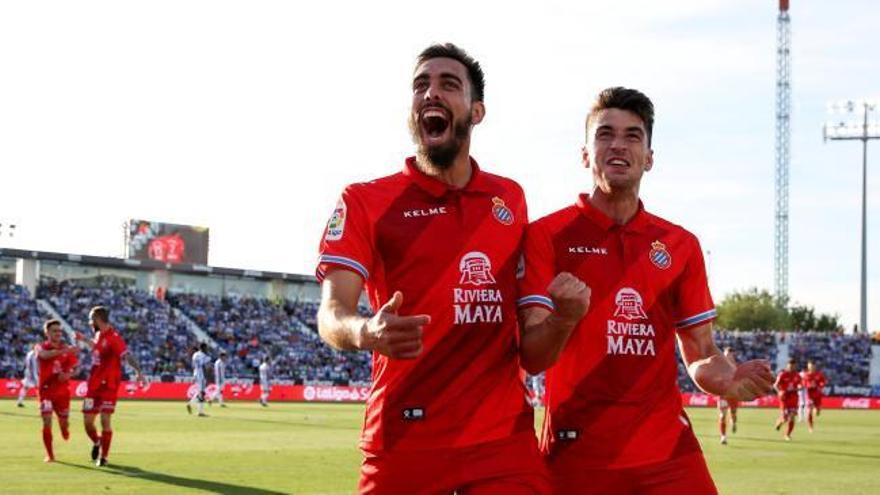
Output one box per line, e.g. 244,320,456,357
774,0,792,303
824,100,880,333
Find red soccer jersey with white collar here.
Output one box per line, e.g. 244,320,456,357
317,156,533,452
518,194,716,468
87,328,128,392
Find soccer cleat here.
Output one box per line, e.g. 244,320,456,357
784,435,791,441
775,422,783,431
17,403,24,408
186,404,192,415
720,436,727,445
198,413,209,417
91,442,100,461
44,455,55,463
96,457,108,467
220,404,227,408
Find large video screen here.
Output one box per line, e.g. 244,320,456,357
127,220,209,265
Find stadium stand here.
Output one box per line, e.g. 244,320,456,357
0,284,49,379
786,331,873,387
167,293,371,384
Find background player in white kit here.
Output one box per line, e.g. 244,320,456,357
213,351,228,407
16,347,39,407
187,343,211,417
258,357,270,407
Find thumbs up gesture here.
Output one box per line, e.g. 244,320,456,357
361,291,431,359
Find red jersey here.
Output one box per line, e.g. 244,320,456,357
518,195,716,468
317,157,532,452
775,370,801,395
36,341,77,396
87,327,128,392
801,371,826,391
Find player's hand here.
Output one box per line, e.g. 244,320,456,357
724,359,774,401
135,373,146,388
548,272,590,326
65,345,78,355
74,331,86,342
360,291,430,360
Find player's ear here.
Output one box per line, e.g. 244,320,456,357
470,101,485,126
644,148,654,172
581,146,590,169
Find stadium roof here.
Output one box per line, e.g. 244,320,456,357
0,247,315,284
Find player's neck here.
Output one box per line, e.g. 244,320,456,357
589,186,641,225
415,148,473,189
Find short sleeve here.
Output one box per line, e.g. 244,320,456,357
516,220,556,311
673,235,716,330
112,334,128,358
316,185,374,283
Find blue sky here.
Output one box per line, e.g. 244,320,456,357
1,0,877,330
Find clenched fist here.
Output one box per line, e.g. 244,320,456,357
361,291,431,360
548,272,590,326
723,359,774,401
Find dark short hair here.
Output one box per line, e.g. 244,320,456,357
43,319,62,332
89,306,110,323
788,358,796,365
587,87,655,146
199,342,208,352
416,43,485,103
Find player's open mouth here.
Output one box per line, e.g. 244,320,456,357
607,158,630,167
420,107,450,140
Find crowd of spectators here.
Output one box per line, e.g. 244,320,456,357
0,284,48,379
786,331,873,387
38,277,197,379
2,278,876,393
168,293,371,383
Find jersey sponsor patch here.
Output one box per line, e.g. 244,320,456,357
649,240,672,269
325,198,347,241
459,251,496,286
613,288,648,321
556,429,579,441
491,197,514,226
402,407,425,421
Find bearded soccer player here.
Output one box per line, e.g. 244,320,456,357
774,359,801,440
316,43,547,494
516,87,775,494
717,347,740,445
802,360,827,432
75,306,144,466
36,319,78,462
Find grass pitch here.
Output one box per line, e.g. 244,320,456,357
1,399,878,494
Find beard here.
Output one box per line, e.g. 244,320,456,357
408,110,472,171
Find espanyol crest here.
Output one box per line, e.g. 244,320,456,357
649,240,672,270
491,197,514,226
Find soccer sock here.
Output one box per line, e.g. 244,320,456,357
60,422,70,441
100,430,113,459
786,419,795,436
17,387,27,405
42,427,54,459
85,423,100,444
807,410,814,429
719,417,726,436
198,400,205,415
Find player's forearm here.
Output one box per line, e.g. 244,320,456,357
125,354,143,375
317,302,370,351
519,314,577,375
687,353,736,397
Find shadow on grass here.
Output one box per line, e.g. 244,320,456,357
56,461,288,494
805,450,880,460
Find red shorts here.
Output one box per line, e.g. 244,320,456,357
82,386,118,414
38,392,71,417
549,452,717,495
359,432,550,494
807,391,823,408
780,393,798,412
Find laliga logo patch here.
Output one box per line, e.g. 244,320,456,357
613,287,648,320
649,240,672,270
459,251,496,286
491,197,514,225
325,198,347,241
